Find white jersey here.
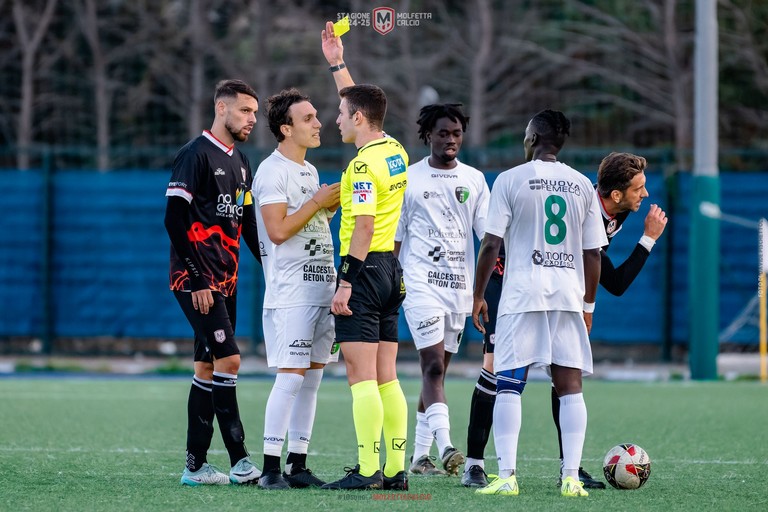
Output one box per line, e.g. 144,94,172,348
252,150,336,308
396,157,490,313
484,160,607,315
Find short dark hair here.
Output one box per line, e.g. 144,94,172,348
214,79,259,104
416,103,470,145
597,152,648,198
530,109,570,149
339,84,387,131
265,88,311,142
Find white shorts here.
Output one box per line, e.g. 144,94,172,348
404,308,467,354
263,306,339,369
493,311,593,376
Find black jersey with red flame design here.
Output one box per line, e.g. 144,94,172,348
492,243,506,278
166,130,254,296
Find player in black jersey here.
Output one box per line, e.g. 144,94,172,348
462,152,668,488
593,152,668,295
165,79,263,486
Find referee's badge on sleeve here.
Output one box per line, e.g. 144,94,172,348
386,155,406,176
352,181,374,204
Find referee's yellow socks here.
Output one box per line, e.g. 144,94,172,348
379,379,408,477
351,380,383,477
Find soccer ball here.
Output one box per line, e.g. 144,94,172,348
603,443,651,490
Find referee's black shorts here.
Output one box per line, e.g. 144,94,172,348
334,252,405,343
482,273,502,355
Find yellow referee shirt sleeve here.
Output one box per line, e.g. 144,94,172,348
348,160,378,218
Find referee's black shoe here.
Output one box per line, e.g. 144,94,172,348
382,470,408,490
321,465,383,490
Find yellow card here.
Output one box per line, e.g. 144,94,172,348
333,16,350,37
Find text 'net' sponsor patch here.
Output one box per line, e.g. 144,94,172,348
352,181,374,204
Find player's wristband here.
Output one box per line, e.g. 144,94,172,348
338,283,352,289
339,255,364,284
328,62,346,73
583,301,595,313
638,235,656,252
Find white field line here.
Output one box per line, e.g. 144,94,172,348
0,446,765,465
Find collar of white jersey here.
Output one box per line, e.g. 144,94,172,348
271,148,309,169
423,155,462,172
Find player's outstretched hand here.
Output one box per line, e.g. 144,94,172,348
644,204,668,240
314,182,340,209
321,21,344,65
472,297,489,334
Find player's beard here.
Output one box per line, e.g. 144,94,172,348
618,197,638,213
226,121,249,142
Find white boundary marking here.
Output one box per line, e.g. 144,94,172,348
0,446,764,465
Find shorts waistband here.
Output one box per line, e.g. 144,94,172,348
364,251,395,260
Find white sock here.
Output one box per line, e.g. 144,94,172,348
493,392,521,479
425,402,453,456
559,393,587,481
263,372,304,457
413,411,433,460
287,368,323,454
465,457,484,472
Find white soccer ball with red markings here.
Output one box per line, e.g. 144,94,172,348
603,443,652,490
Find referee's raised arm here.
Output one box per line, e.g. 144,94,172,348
321,20,355,91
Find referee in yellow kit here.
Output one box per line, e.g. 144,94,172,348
319,20,409,491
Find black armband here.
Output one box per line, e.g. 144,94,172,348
339,255,364,284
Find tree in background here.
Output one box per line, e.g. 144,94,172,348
0,0,766,170
11,0,58,170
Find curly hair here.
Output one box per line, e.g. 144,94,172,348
416,103,470,144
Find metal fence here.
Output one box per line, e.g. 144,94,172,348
1,146,766,360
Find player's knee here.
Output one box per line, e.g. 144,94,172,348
194,362,214,381
496,368,527,396
420,355,445,380
214,354,241,375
